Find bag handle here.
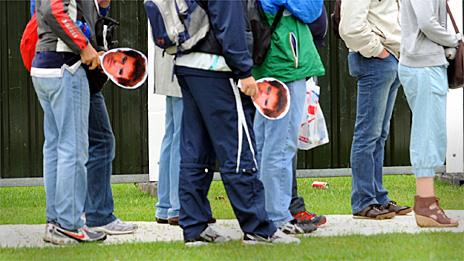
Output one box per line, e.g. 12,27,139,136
446,2,460,34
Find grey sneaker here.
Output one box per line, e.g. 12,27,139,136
185,225,231,246
51,226,106,245
243,229,300,245
89,219,138,235
290,219,317,234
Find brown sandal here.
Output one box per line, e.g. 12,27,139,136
413,196,459,228
353,205,396,220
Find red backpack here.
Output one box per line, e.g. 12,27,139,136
20,13,38,72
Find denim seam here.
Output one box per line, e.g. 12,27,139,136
415,72,437,173
72,70,79,230
169,101,181,216
279,83,295,222
351,71,377,214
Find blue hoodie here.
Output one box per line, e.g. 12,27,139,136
260,0,323,24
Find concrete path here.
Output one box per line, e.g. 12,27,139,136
1,211,463,248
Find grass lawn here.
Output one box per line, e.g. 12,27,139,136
1,175,463,260
1,175,463,223
0,233,463,260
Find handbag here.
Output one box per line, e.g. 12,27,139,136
298,78,329,150
446,3,464,89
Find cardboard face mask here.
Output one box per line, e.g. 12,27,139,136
253,78,290,120
100,48,148,89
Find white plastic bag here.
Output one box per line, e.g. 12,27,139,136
298,78,329,150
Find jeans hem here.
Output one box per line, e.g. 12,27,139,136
376,196,392,206
352,199,380,214
183,223,208,242
155,209,169,220
273,215,293,228
414,168,436,178
289,197,306,215
86,215,117,227
168,210,180,218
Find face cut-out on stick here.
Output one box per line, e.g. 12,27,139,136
253,78,290,120
100,48,148,89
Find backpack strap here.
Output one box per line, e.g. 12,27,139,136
270,7,285,33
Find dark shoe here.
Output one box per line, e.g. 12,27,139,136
168,217,179,226
185,225,231,246
243,230,300,245
290,219,317,233
156,218,168,224
168,217,215,226
293,211,327,227
168,217,216,226
381,201,412,215
414,196,459,227
353,205,395,220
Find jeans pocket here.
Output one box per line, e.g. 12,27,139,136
430,67,448,96
431,83,448,96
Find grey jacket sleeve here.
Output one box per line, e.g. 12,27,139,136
410,0,459,48
41,0,88,53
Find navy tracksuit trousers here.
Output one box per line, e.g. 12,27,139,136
175,67,277,241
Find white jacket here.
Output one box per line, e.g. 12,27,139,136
339,0,401,58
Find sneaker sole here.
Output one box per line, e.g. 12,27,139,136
242,240,271,245
185,241,210,247
42,237,53,243
415,214,459,228
316,216,327,227
156,219,169,224
303,227,317,234
91,227,137,235
56,228,108,242
396,208,413,215
353,212,396,220
48,236,79,245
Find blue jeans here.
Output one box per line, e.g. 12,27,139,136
348,52,400,214
32,67,90,230
254,79,306,227
156,96,183,219
85,91,117,227
399,65,448,178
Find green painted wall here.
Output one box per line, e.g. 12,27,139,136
0,1,411,179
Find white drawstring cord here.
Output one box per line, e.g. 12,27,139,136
229,79,258,173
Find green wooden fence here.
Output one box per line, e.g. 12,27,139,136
0,1,411,179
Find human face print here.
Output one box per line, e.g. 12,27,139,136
254,81,280,112
102,51,136,81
